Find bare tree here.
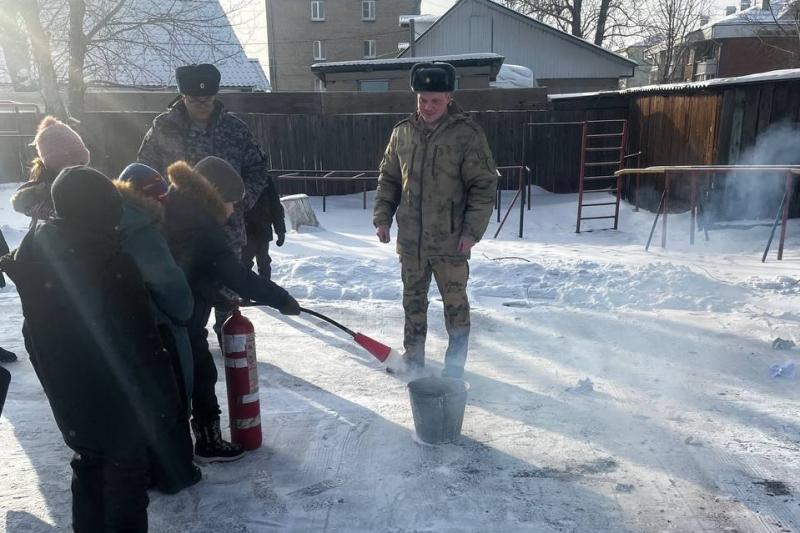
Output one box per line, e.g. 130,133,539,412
1,0,254,118
1,0,68,117
495,0,644,47
644,0,710,83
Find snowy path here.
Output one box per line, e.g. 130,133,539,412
3,185,800,532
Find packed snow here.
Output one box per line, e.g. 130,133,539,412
2,182,800,532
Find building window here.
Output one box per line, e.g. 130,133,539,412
314,78,326,92
311,1,325,21
358,79,389,92
313,40,325,60
362,0,376,21
363,40,376,59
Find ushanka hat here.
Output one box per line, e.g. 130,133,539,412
410,62,456,92
175,64,221,96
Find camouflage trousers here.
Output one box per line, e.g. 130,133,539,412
400,254,470,377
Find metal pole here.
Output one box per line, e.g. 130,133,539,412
527,166,532,211
576,121,588,233
762,192,787,263
518,166,524,238
645,189,666,252
778,171,793,260
689,173,696,245
661,173,670,248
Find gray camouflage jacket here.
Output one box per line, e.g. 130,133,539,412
138,100,269,250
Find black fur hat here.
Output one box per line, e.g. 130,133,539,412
175,64,221,96
410,62,456,92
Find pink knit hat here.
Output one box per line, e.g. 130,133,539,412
32,116,90,171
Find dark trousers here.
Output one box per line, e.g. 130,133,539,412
242,238,272,280
71,447,149,533
148,326,195,492
187,299,221,426
0,365,9,417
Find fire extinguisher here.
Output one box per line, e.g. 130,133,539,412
222,303,262,450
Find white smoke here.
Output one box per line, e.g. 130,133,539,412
709,123,800,222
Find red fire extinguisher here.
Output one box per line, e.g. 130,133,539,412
222,304,262,450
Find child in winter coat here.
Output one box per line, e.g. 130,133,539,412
242,176,286,280
11,116,90,226
1,166,180,533
116,163,200,494
164,157,300,463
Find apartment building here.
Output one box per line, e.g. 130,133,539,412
266,0,421,91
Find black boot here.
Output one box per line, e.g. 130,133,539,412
0,347,17,363
191,419,244,464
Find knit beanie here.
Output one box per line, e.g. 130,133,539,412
32,116,90,172
193,156,245,202
118,163,169,202
51,166,122,228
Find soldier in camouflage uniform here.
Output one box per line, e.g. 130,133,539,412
373,62,497,378
138,64,271,253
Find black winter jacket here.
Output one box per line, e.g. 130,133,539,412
163,162,291,309
0,221,179,452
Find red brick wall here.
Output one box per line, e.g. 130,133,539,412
718,37,800,77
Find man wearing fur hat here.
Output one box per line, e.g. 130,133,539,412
137,64,281,254
373,62,497,379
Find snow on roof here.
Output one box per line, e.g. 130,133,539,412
312,53,504,73
550,68,800,99
707,0,791,26
1,0,268,91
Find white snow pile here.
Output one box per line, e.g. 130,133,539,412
4,183,800,532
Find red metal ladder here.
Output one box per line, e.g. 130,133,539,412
576,119,628,233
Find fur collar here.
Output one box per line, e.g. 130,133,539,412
166,161,227,223
114,180,164,222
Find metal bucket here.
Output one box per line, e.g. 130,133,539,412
407,377,469,445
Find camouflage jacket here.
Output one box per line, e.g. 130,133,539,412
373,105,497,258
138,100,269,250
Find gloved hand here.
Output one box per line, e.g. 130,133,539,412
278,294,301,315
275,232,285,247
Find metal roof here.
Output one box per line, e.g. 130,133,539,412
550,68,800,99
311,53,505,76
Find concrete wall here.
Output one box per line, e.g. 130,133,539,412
266,0,420,91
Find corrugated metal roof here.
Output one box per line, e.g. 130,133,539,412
0,0,268,91
550,67,800,99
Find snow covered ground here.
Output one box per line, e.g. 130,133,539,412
3,182,800,532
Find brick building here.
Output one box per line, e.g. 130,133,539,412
266,0,421,91
683,0,800,82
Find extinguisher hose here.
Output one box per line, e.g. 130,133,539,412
298,306,357,337
238,300,358,338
